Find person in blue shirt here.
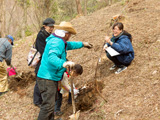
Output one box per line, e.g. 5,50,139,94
104,22,134,74
0,35,14,95
36,21,92,120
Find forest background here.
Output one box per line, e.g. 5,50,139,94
0,0,124,40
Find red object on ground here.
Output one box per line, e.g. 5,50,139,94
7,67,16,76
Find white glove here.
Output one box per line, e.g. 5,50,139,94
83,42,93,49
73,89,79,95
70,88,79,95
103,44,108,50
63,61,75,68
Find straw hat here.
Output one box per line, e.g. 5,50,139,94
54,21,77,34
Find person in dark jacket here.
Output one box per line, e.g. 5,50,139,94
104,22,134,74
33,18,55,107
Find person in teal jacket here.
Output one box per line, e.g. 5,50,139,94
36,21,92,120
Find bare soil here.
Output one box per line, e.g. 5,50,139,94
0,0,160,120
76,81,104,111
9,71,35,92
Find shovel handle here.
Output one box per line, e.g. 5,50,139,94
71,78,76,114
66,65,71,75
10,64,18,75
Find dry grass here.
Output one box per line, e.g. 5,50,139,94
1,0,160,120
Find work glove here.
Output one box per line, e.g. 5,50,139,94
74,89,79,99
63,61,75,68
70,88,79,95
69,88,79,99
73,89,79,95
103,44,108,50
83,42,93,49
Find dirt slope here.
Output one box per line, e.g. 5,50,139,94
0,0,160,120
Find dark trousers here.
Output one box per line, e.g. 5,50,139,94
34,62,42,105
54,90,62,112
37,77,58,120
54,91,72,112
68,92,72,104
106,52,130,67
33,81,42,105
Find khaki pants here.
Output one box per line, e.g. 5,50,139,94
0,62,8,92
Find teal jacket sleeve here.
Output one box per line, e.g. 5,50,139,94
48,40,66,70
66,41,84,50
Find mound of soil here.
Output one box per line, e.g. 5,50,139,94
76,81,104,111
55,80,105,120
9,71,36,91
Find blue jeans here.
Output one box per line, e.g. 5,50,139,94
37,77,58,120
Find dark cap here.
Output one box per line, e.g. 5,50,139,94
43,18,55,26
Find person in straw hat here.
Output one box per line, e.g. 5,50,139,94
36,21,92,120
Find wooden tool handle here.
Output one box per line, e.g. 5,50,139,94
71,78,76,114
66,65,71,75
10,64,18,75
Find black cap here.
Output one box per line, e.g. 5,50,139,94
43,18,55,26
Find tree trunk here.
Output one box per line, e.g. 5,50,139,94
7,1,17,35
0,0,6,37
109,0,112,5
106,0,112,5
75,0,83,15
84,0,87,15
33,0,51,29
44,0,51,18
21,0,27,38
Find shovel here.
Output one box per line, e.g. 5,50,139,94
66,66,80,120
69,77,80,120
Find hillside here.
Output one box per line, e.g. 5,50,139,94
0,0,160,120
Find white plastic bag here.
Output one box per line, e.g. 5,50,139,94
27,47,41,68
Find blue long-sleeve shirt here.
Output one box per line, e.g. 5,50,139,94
0,38,12,65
